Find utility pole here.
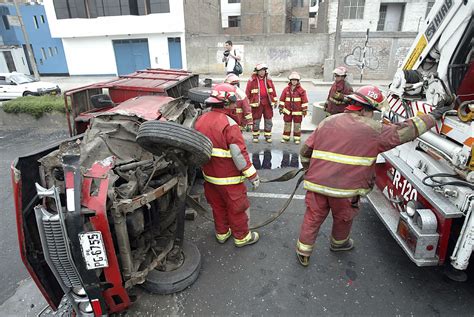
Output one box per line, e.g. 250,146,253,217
13,0,40,79
332,0,344,61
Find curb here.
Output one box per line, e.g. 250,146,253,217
0,109,69,130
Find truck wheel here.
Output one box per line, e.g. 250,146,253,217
142,241,201,295
137,121,212,167
187,87,212,104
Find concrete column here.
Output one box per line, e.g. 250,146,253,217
324,58,335,82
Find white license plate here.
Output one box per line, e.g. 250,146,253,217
78,231,109,270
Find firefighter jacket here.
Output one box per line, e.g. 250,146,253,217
245,74,278,108
278,83,309,116
235,86,253,126
300,112,436,198
326,80,353,115
195,108,257,185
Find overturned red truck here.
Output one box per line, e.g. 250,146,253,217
11,69,214,315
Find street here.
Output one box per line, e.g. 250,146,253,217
0,80,473,316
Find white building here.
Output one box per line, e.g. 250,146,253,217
43,0,186,75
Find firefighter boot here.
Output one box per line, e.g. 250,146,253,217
215,229,232,244
234,231,260,247
296,253,310,267
330,237,354,252
252,131,260,143
294,123,302,144
281,122,291,143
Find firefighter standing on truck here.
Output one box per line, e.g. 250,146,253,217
225,73,253,130
295,85,452,266
195,83,260,247
246,63,278,143
325,66,353,115
278,71,309,144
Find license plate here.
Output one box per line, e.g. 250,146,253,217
78,231,109,270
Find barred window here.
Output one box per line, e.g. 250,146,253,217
343,0,365,20
228,15,240,27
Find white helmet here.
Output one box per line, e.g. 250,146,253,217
333,66,348,76
288,71,301,81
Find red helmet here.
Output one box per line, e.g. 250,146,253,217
205,83,237,105
346,85,385,111
224,73,240,85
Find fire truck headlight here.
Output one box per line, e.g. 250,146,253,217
406,200,416,217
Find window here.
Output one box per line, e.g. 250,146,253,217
228,0,240,3
41,47,47,60
343,0,365,20
49,47,53,56
291,18,303,32
228,15,240,27
41,15,45,23
54,0,170,19
426,1,435,18
377,5,387,31
33,15,39,28
292,0,304,6
54,47,58,55
2,15,10,30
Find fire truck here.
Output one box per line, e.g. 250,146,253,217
367,0,474,281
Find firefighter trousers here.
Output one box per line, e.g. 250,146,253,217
252,98,273,138
204,182,250,240
297,191,359,256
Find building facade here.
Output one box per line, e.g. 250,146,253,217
0,2,68,75
43,0,186,75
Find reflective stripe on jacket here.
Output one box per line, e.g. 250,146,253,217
245,74,278,107
279,84,309,116
195,109,257,186
300,112,436,198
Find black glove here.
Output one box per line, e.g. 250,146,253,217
430,104,453,120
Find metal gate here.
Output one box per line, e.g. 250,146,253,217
113,39,151,75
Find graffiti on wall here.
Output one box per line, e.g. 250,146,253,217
344,45,380,70
268,48,292,62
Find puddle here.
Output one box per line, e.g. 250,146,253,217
251,149,302,169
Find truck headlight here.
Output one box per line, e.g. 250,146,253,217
406,200,417,217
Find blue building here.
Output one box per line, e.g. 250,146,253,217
0,2,68,75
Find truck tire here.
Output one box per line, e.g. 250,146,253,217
137,121,212,167
187,87,212,104
142,241,201,295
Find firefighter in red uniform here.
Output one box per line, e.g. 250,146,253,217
295,85,451,266
325,66,353,115
278,71,309,144
245,63,278,143
225,73,253,130
195,83,260,247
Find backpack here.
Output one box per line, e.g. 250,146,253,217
232,50,243,75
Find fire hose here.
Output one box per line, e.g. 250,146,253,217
186,168,305,230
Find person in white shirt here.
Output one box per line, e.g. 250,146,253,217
222,40,241,76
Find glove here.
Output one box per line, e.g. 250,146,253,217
429,104,453,120
250,175,260,190
279,108,283,115
303,111,307,117
272,102,278,109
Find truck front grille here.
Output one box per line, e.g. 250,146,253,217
35,207,82,288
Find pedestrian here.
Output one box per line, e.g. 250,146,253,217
225,73,253,130
295,85,451,267
278,71,309,144
222,40,242,76
245,63,278,143
195,83,260,247
325,66,353,115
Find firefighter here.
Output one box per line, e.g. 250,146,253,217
278,71,309,144
295,85,451,266
195,83,260,247
325,66,353,115
245,63,278,143
225,73,253,130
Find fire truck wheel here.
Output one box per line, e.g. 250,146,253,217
187,87,212,104
137,120,212,167
142,241,201,295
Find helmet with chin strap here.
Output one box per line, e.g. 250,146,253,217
224,73,240,85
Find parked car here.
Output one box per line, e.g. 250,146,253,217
0,72,60,99
11,69,212,315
